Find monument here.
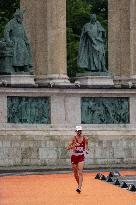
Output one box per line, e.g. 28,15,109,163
0,0,135,170
77,14,107,73
75,13,113,87
0,9,35,86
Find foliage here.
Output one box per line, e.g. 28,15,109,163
0,0,20,38
67,0,108,77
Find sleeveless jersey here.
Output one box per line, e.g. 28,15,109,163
72,136,86,156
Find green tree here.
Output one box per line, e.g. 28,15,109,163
0,0,20,38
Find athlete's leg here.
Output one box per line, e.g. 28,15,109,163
77,161,84,190
71,163,79,185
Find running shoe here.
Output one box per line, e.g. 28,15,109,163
76,188,81,193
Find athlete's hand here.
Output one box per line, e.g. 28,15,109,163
65,146,70,150
65,145,75,150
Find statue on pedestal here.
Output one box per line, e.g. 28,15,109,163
77,14,107,73
0,9,32,75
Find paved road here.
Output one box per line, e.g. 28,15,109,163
0,171,136,205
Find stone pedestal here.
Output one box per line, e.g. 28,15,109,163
75,72,114,87
75,76,114,87
36,74,71,87
0,75,35,87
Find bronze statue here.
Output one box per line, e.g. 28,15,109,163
77,14,107,72
0,9,32,74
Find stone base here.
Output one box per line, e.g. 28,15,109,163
75,75,114,87
0,75,36,87
36,74,72,87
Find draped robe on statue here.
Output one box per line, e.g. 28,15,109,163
4,18,32,70
77,21,107,72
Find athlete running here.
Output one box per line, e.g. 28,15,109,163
65,126,89,193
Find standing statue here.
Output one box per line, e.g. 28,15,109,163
77,14,107,72
0,9,32,74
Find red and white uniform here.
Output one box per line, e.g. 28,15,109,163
71,136,86,164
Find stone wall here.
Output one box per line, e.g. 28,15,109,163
0,88,136,168
0,127,136,168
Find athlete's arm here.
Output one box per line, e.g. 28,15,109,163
65,138,76,150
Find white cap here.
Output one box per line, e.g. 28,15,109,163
75,125,82,131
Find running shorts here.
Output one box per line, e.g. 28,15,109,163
71,154,85,164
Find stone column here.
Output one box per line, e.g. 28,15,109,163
130,0,136,80
20,0,70,85
109,0,136,86
108,0,130,78
20,0,37,72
